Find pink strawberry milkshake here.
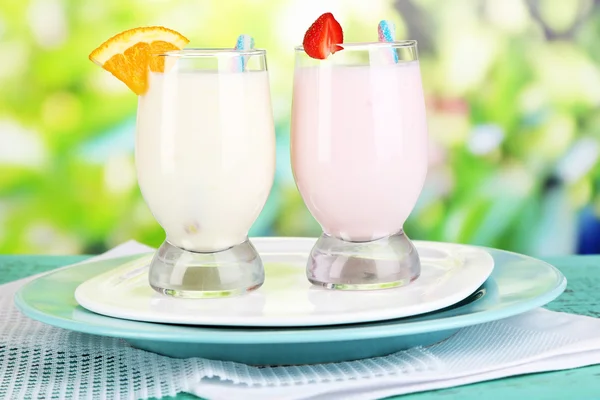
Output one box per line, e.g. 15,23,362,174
291,60,428,242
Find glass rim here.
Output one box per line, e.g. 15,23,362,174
155,48,266,58
294,40,417,52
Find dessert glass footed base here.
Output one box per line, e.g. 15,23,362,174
148,239,264,298
307,231,421,290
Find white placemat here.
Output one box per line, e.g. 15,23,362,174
1,241,599,400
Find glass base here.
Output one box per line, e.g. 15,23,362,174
307,231,421,290
148,239,264,298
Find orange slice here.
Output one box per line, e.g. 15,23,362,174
89,26,189,95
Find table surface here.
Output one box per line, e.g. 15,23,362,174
2,254,599,399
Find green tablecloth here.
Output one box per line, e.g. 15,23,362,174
2,254,600,399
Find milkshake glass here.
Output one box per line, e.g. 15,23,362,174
137,49,275,297
291,41,427,290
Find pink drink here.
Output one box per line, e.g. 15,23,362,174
291,61,428,242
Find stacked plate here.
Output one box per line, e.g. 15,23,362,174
15,238,566,365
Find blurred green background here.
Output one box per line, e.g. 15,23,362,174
1,0,600,256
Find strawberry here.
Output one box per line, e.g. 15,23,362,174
302,12,344,60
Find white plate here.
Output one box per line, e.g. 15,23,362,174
75,238,494,327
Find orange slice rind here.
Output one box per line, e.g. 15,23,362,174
89,26,189,95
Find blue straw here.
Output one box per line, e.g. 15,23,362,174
377,20,399,63
235,34,255,71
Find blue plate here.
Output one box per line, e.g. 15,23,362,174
15,243,566,366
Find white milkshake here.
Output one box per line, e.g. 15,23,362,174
136,70,275,252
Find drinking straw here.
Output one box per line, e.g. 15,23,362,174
378,20,396,43
377,20,399,63
235,34,255,71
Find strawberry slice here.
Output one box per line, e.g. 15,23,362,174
302,12,344,60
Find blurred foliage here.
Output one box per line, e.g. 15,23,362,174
0,0,599,256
